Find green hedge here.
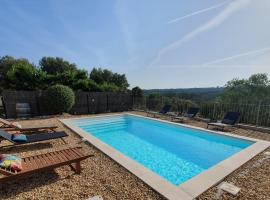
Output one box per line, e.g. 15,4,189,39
45,84,75,114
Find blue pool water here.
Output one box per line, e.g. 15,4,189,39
72,115,253,185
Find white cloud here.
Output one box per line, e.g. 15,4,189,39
167,0,231,24
151,0,251,66
114,0,138,55
202,47,270,66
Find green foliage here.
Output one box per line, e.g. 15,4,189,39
39,57,76,74
89,68,104,84
90,67,129,90
72,79,101,91
99,82,120,92
88,79,101,91
0,55,130,92
147,93,162,110
6,62,45,90
0,56,33,91
132,86,143,97
45,85,75,114
219,73,270,104
144,87,223,102
72,79,89,91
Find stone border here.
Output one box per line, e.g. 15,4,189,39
60,113,270,200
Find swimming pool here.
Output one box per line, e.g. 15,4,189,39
61,114,269,200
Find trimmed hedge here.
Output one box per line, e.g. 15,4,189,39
45,84,75,114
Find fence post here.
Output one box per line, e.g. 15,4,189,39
213,102,216,120
36,95,41,116
86,93,90,114
1,97,7,119
106,93,109,112
256,101,261,126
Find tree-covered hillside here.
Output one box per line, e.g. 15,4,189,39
144,87,224,101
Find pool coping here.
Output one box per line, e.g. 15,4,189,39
60,113,270,200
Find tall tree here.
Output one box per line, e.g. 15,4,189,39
39,57,76,74
219,73,270,104
0,56,32,91
89,68,105,84
90,67,129,90
7,62,45,90
132,86,143,97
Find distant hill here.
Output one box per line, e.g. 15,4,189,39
144,87,224,94
144,87,224,101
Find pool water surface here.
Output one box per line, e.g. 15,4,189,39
72,115,253,185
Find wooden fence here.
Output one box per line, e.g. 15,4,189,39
2,90,132,118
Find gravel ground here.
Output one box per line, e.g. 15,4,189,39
0,112,269,200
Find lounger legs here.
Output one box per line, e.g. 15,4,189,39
69,162,81,174
75,162,81,174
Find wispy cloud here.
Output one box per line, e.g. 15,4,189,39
114,0,138,55
151,0,251,66
167,0,232,24
202,47,270,66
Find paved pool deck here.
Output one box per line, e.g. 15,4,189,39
61,113,270,200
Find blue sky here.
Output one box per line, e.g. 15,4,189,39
1,0,270,89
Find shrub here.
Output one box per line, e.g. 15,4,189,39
45,84,75,114
72,79,89,91
99,82,120,92
88,79,101,91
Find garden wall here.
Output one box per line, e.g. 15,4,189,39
2,90,133,118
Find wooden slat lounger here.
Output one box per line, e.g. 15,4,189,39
0,147,93,182
0,118,57,132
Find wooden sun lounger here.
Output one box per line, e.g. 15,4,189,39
0,147,93,182
0,118,57,132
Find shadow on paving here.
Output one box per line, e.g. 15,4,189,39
0,171,61,199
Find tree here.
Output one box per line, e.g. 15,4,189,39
39,57,76,74
219,73,270,104
1,55,130,93
132,86,143,97
6,62,45,90
42,68,89,89
0,56,31,91
147,93,162,110
89,68,104,84
111,73,129,89
90,67,129,91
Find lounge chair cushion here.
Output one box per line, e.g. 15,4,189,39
221,119,234,125
12,133,27,142
10,122,22,129
0,154,22,172
184,113,194,118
